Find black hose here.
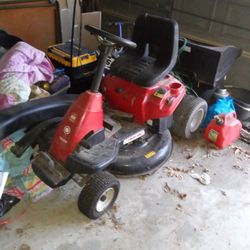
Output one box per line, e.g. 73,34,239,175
78,4,82,55
70,0,78,68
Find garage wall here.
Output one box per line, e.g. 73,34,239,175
96,0,173,20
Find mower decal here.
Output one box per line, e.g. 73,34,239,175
59,136,68,144
105,56,115,69
145,151,156,159
154,90,164,99
131,96,136,106
69,113,77,123
63,126,71,135
123,130,145,145
154,87,167,99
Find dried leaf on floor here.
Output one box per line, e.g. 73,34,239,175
18,244,31,250
16,228,24,237
176,204,182,211
182,147,199,160
107,204,125,230
232,165,243,171
164,166,194,179
192,162,204,168
164,182,187,200
221,190,227,196
96,217,106,226
230,145,250,159
202,168,209,173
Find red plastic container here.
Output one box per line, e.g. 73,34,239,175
204,112,242,148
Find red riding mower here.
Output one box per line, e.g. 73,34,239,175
0,14,208,219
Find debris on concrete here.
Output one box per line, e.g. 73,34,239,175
230,145,250,159
16,228,24,237
191,163,210,173
220,190,227,196
107,204,125,230
182,146,199,160
211,151,222,157
164,166,194,179
176,204,182,211
138,175,149,181
18,243,31,250
96,217,106,226
192,162,204,168
164,182,187,200
166,166,193,173
88,204,125,230
185,153,193,160
232,164,248,175
189,172,211,185
0,225,7,231
202,168,210,173
202,143,219,158
108,213,124,230
232,164,243,171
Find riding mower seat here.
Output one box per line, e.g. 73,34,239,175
110,14,179,87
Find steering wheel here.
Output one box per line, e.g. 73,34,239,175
85,25,137,49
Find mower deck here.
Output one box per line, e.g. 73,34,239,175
109,129,172,176
32,114,173,188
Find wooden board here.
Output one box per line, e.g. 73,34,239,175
0,0,61,51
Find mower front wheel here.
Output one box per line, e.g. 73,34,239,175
173,95,207,139
78,171,120,220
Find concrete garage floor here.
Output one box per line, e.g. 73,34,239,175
1,134,250,250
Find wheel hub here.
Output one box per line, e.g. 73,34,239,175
96,187,115,212
190,108,205,132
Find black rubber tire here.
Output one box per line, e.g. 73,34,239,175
200,89,216,105
78,171,120,220
173,95,208,139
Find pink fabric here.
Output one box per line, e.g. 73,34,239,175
0,93,15,109
0,41,54,84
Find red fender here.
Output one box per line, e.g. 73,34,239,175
49,91,103,162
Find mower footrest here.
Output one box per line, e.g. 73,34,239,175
32,152,72,188
66,137,119,174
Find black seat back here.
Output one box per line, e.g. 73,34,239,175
130,14,179,67
110,14,179,87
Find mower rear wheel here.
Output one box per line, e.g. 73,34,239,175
200,89,216,105
173,95,207,139
78,171,120,219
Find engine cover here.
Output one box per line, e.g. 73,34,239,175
102,74,186,124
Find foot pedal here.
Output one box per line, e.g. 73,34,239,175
66,137,119,174
32,152,72,188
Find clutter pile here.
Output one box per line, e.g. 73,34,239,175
0,32,71,224
0,41,54,110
